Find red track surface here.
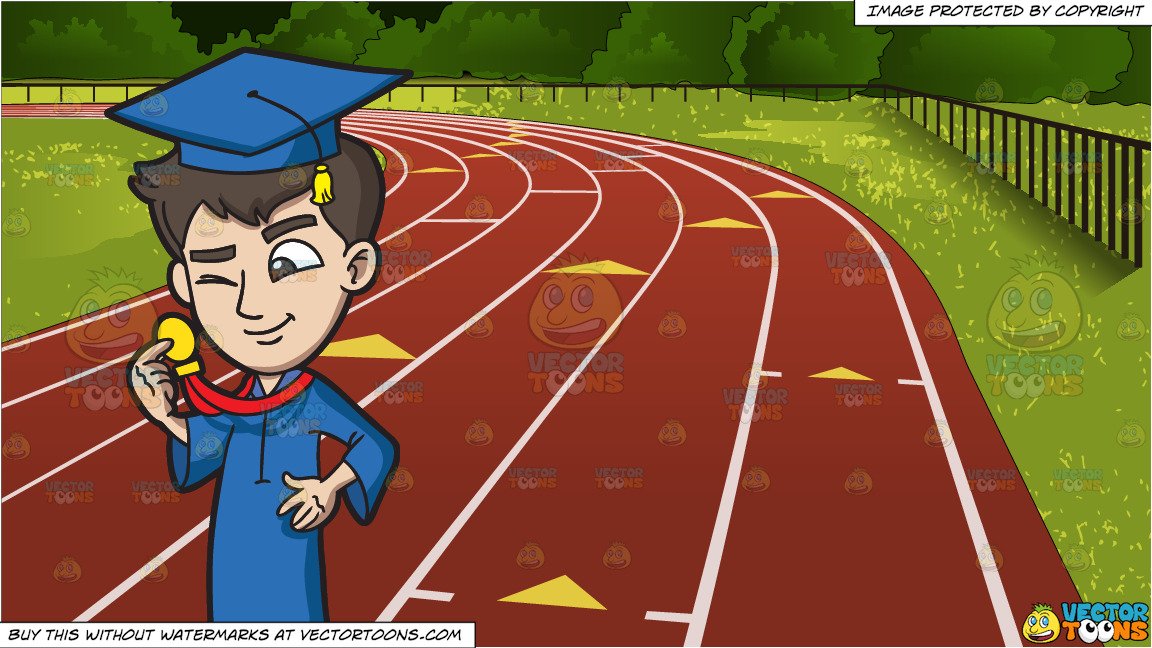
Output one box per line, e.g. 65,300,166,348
1,106,1078,646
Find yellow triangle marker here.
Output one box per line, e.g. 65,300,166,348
498,575,606,610
321,334,414,360
752,190,811,199
809,366,873,381
463,153,501,159
491,141,523,147
544,259,649,276
409,167,463,174
686,217,760,229
508,132,531,138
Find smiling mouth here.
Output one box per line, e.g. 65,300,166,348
80,332,143,359
244,314,294,343
999,321,1065,348
539,318,606,346
1027,630,1054,641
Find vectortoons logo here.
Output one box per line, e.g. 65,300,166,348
987,257,1081,351
66,268,156,364
1021,601,1150,643
516,542,545,569
986,258,1084,399
602,542,631,569
527,255,625,396
1022,603,1060,643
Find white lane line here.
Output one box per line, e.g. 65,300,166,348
422,218,500,223
4,355,132,409
410,590,454,602
369,115,684,623
2,128,470,504
899,378,926,386
496,116,1018,647
759,370,782,378
0,132,413,356
77,518,210,621
591,168,644,173
529,189,598,194
646,611,694,624
73,122,602,622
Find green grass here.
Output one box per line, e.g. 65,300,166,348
2,89,1150,630
0,119,171,338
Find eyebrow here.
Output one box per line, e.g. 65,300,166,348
262,214,317,243
189,245,236,263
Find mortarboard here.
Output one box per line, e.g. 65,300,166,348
106,48,411,204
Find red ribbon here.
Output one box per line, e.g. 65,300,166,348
183,372,314,416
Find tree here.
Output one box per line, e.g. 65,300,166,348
360,2,626,80
726,2,890,97
583,2,759,84
1088,27,1149,105
876,26,1132,103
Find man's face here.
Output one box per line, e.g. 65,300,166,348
173,193,376,374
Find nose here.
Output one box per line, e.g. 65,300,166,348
234,270,263,321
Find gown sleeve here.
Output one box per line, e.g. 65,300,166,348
311,376,399,524
167,414,234,492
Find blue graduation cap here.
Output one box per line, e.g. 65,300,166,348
107,48,411,204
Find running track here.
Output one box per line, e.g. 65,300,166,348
0,104,1079,646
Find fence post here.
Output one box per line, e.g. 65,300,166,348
922,94,926,126
1068,131,1076,225
975,109,981,168
453,86,457,102
989,111,995,174
1121,145,1130,259
782,86,786,102
487,86,491,103
748,85,752,102
1001,113,1008,180
935,99,940,136
715,86,720,102
963,106,968,154
1055,129,1062,215
1081,132,1089,232
1028,122,1035,197
1042,125,1049,208
1135,151,1143,267
1108,140,1117,250
949,101,954,145
815,87,819,102
1094,137,1103,241
1015,117,1021,188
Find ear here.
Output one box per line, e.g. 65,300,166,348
342,240,379,294
168,260,192,307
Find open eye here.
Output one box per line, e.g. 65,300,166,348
1078,620,1098,643
1002,287,1023,311
542,284,563,309
1098,620,1114,642
268,240,323,283
572,285,594,312
1030,288,1053,315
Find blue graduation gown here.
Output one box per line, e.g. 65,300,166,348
167,370,398,621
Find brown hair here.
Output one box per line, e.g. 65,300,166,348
129,133,385,260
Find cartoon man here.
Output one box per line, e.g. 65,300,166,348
111,49,411,621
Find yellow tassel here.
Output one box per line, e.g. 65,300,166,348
311,164,334,205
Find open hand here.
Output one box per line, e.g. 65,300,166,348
277,472,339,532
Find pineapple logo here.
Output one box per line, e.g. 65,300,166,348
987,257,1081,352
66,268,158,363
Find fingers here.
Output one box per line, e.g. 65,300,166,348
276,492,306,517
137,338,174,364
292,503,316,527
300,508,329,531
282,472,304,490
